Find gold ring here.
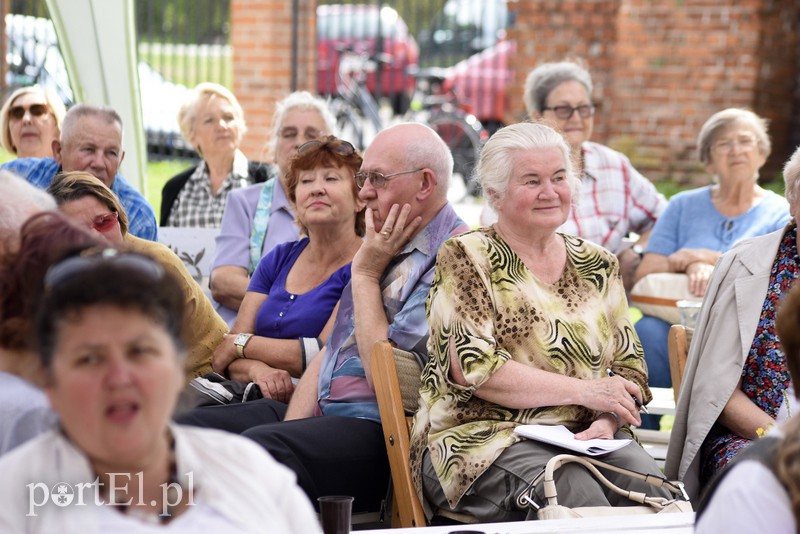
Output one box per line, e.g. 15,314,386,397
382,229,392,236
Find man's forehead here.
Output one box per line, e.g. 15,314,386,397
362,138,403,170
66,118,122,146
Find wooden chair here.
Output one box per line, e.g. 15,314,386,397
370,340,427,528
667,325,693,403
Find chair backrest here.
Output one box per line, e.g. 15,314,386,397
667,325,693,403
370,340,427,528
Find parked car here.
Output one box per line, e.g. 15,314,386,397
418,0,512,66
316,4,419,114
442,38,515,132
5,13,193,158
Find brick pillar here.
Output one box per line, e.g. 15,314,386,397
231,0,316,162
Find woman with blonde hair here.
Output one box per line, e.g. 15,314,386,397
0,85,66,159
161,82,269,227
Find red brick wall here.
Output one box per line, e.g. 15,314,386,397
231,0,317,162
506,0,800,184
231,0,799,182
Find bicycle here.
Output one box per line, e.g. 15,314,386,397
329,46,488,197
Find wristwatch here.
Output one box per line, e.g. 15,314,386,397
233,333,254,359
631,244,645,258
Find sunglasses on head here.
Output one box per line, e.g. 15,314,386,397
8,103,50,121
44,248,164,291
297,137,356,157
91,211,119,232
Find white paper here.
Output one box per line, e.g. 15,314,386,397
514,424,632,456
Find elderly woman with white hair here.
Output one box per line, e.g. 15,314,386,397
634,108,790,401
410,122,666,523
161,82,268,227
209,91,336,325
666,145,800,501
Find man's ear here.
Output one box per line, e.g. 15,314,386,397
415,168,436,201
52,139,62,163
119,150,126,167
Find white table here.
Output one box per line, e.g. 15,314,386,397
357,512,695,533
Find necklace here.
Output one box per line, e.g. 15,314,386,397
103,432,184,524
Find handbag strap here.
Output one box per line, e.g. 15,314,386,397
542,454,690,510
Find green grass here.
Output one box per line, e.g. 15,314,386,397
144,158,194,216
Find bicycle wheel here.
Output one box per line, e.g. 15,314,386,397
428,111,485,197
330,97,365,150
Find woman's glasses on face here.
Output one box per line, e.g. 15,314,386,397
8,103,50,121
297,137,356,157
712,136,757,155
91,212,119,232
542,104,596,120
44,248,165,291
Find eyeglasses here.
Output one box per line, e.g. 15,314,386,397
8,103,50,121
712,137,757,154
44,248,164,290
91,212,119,232
297,137,356,157
354,168,423,189
542,104,595,120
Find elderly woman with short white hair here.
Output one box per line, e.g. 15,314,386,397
410,122,667,523
667,145,800,501
161,82,269,227
634,108,790,400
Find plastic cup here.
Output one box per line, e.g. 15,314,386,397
676,299,702,329
318,495,353,534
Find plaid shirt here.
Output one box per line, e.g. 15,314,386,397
560,141,666,254
1,157,158,241
167,150,253,228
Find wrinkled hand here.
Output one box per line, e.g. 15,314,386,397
668,249,707,272
250,363,294,403
212,333,239,374
685,261,714,297
578,376,643,427
574,415,618,440
352,204,422,280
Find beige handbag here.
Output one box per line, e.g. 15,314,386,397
630,273,701,325
519,454,692,519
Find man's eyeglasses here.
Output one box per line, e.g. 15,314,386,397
542,104,595,120
297,137,356,157
91,212,119,232
354,168,423,190
8,103,50,121
44,248,165,290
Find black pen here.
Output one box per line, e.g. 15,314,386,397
606,368,649,414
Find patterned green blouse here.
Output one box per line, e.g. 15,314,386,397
409,227,650,507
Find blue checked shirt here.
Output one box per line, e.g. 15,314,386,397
2,158,158,241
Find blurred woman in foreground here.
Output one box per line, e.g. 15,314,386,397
0,247,321,532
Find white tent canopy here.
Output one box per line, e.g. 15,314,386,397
45,0,146,193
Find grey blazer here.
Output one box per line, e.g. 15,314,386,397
665,225,788,501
